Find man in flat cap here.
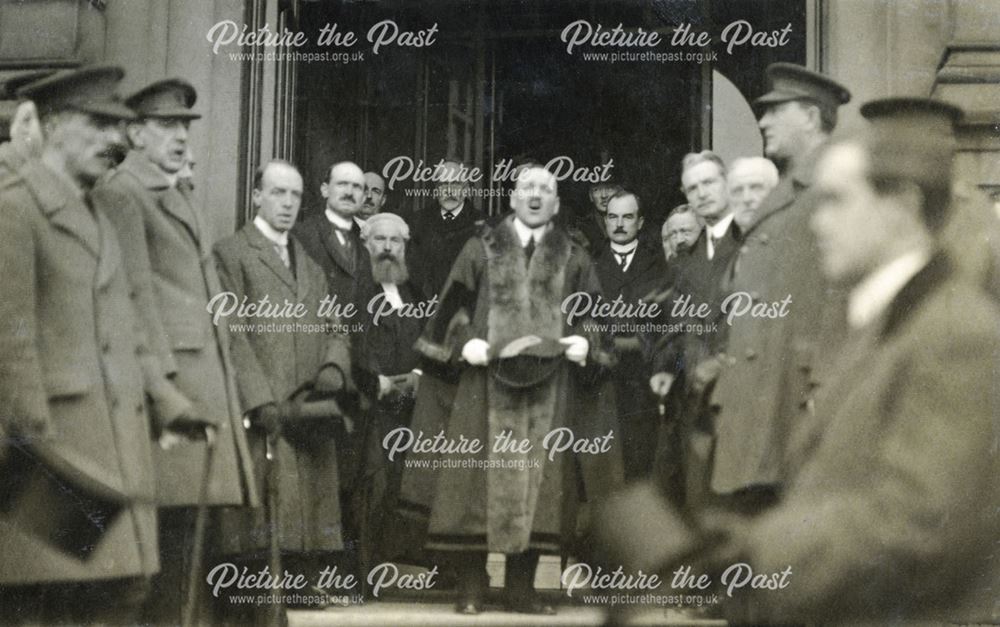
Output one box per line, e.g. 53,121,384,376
596,98,999,625
90,78,258,623
0,70,54,180
693,63,851,513
0,65,166,623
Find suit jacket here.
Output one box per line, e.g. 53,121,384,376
92,150,258,508
707,149,836,495
0,161,159,583
648,221,741,376
212,222,351,552
407,202,485,299
593,240,669,313
727,254,1000,624
293,211,371,307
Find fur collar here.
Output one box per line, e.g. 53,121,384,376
483,217,571,349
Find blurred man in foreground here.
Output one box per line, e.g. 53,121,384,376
597,98,1000,625
0,70,54,180
0,65,159,625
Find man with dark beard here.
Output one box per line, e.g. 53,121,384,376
351,212,427,581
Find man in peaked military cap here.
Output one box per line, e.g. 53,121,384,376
597,97,1000,625
91,78,258,624
0,69,55,180
685,63,851,513
0,65,175,624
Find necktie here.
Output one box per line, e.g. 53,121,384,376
617,252,629,269
524,238,535,262
443,211,455,221
707,233,720,260
274,242,290,268
335,226,354,254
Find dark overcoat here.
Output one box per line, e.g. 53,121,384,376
726,255,1000,624
406,203,485,299
592,241,669,478
212,222,351,553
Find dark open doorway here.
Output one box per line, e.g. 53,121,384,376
291,0,806,230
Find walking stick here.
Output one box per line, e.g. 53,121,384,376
265,435,285,625
181,426,217,627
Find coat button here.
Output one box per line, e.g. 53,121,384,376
745,348,757,360
759,234,770,245
749,292,760,302
101,340,111,353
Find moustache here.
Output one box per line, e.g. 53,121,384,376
613,227,627,234
377,252,397,262
340,195,356,202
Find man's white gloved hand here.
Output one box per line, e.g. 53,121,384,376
461,338,490,366
559,335,589,365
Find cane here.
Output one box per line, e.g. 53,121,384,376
265,435,284,625
181,426,217,627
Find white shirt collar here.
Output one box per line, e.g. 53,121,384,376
848,249,931,329
253,215,289,246
705,213,734,259
442,202,464,219
706,213,734,240
610,240,639,255
512,217,550,247
381,283,404,310
325,207,355,231
354,216,367,228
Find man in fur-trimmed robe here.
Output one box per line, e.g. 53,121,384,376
408,165,622,615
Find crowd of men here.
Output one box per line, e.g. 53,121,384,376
0,58,996,626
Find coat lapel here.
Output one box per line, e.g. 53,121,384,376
22,161,100,258
317,217,356,278
120,151,203,244
291,239,312,301
244,223,296,291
